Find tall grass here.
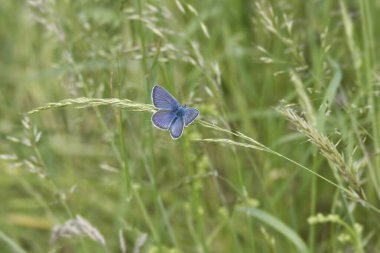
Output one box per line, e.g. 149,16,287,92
1,0,380,252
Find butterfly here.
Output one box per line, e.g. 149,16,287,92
151,85,199,139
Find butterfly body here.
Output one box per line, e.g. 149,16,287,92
175,106,186,117
151,85,199,139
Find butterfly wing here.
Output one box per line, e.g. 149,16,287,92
169,115,185,139
152,110,176,130
184,107,199,126
151,85,180,110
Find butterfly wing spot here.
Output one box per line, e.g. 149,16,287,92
152,111,176,130
151,85,180,110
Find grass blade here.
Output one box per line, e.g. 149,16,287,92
239,206,309,253
0,230,27,253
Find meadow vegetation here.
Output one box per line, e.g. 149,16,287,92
1,0,380,252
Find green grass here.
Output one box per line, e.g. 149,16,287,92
1,0,380,252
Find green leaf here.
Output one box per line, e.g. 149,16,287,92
238,206,309,253
317,59,342,131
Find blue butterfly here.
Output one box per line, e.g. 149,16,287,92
151,85,199,139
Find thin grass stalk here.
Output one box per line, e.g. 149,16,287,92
26,97,380,215
29,125,90,253
24,98,349,196
117,100,132,201
359,0,380,195
278,106,363,194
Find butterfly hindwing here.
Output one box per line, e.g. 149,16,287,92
169,116,185,139
152,110,176,130
184,107,199,126
151,85,180,110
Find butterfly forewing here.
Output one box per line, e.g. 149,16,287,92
184,107,199,126
151,85,180,110
152,111,176,130
169,116,185,139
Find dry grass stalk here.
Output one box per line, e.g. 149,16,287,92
279,105,364,199
50,215,106,246
27,97,156,115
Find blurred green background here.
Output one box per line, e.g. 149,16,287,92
1,0,380,252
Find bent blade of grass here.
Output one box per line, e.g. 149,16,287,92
0,230,28,253
238,206,309,253
317,59,342,130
